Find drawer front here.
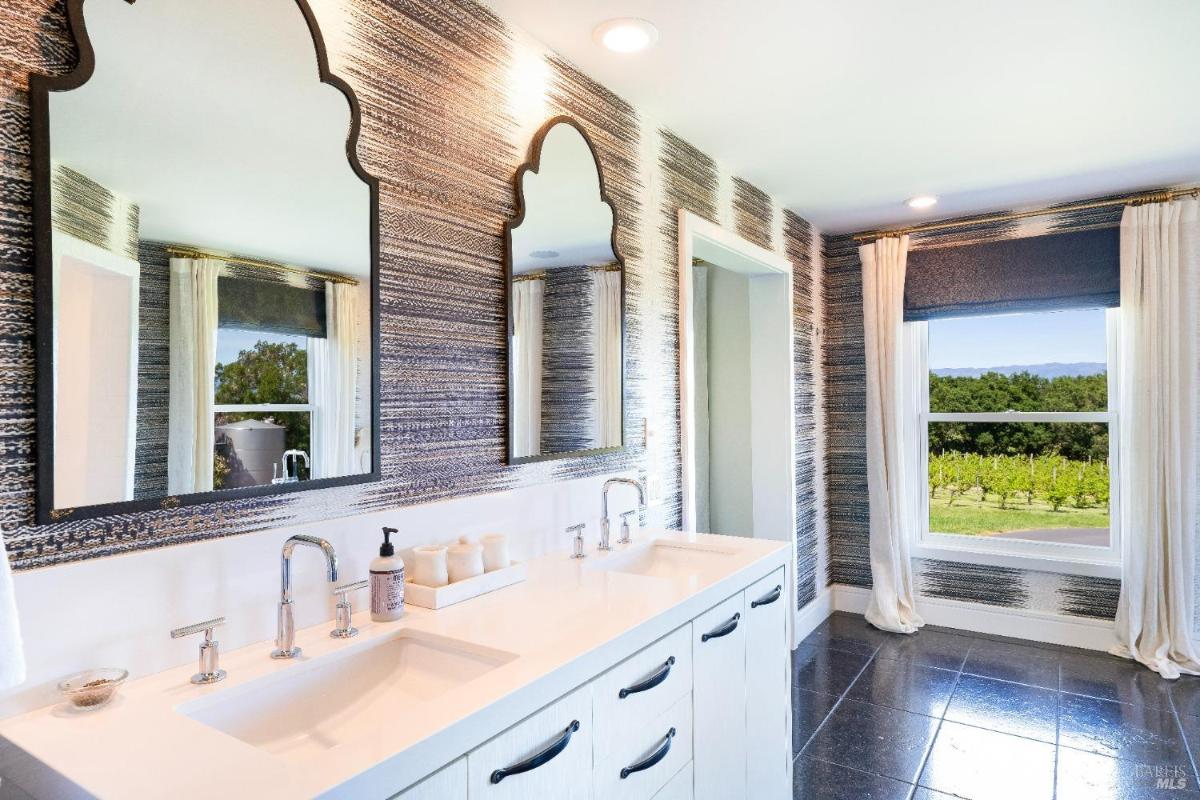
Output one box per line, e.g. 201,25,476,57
467,685,593,800
745,568,790,800
594,693,693,800
653,762,693,800
593,624,692,755
389,757,466,799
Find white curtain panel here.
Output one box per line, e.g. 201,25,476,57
592,269,622,448
859,235,924,634
1113,198,1200,678
309,281,359,479
167,257,219,494
511,278,544,457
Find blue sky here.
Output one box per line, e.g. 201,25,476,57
928,308,1107,370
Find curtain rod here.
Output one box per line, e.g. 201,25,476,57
852,186,1200,243
166,245,360,286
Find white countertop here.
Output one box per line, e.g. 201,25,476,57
0,530,788,799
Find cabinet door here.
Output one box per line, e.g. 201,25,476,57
467,685,593,800
744,568,790,799
389,758,467,800
691,593,746,800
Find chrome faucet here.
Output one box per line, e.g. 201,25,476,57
271,535,339,659
600,477,647,550
272,450,310,484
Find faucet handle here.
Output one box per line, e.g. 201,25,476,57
618,510,638,545
170,617,226,685
566,523,587,559
330,580,368,639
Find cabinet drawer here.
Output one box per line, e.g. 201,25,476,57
467,685,593,800
593,624,692,755
594,693,693,800
653,762,693,800
388,757,466,799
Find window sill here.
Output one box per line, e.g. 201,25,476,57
912,535,1121,579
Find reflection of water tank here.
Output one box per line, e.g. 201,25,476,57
215,419,285,488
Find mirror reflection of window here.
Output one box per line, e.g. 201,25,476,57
508,121,624,462
42,0,376,516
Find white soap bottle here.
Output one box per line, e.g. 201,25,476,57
370,526,405,622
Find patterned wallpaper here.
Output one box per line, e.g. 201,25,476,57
0,0,823,607
821,201,1128,620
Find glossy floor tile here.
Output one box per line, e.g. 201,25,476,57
802,698,939,784
791,612,1200,799
793,756,914,800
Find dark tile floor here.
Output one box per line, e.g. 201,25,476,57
793,612,1200,799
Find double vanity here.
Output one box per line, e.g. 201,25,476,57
0,531,791,799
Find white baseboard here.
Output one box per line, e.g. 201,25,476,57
831,585,1114,652
793,588,834,647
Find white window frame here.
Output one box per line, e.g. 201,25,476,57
910,309,1121,579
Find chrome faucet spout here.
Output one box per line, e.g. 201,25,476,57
272,535,338,659
600,477,647,550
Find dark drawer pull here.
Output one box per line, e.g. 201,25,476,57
701,613,741,642
619,656,676,699
620,727,676,780
490,720,580,784
751,585,782,609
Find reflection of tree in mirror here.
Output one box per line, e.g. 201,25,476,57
213,340,310,488
214,340,307,404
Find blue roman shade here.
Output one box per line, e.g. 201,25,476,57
217,276,327,337
903,227,1120,321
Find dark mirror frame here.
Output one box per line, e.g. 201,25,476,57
504,115,627,466
30,0,382,524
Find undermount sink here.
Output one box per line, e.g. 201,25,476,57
180,630,517,762
586,539,737,580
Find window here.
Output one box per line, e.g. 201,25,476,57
213,327,312,489
913,307,1120,576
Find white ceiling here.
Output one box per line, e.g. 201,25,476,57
511,122,616,273
484,0,1200,234
51,0,369,274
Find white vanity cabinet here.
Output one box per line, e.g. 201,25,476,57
392,564,789,800
693,566,789,800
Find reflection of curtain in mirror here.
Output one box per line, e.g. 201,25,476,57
592,268,622,447
512,277,544,457
309,281,358,478
167,258,219,494
692,264,711,532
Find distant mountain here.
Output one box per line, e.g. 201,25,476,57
932,362,1105,379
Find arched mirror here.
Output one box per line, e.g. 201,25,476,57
31,0,380,523
505,117,625,464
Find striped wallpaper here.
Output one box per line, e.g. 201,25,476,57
0,0,823,614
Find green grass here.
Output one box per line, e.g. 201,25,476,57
929,489,1109,536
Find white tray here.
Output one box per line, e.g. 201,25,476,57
404,561,527,610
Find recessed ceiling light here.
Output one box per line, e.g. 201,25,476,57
593,18,659,54
530,249,560,259
906,195,938,210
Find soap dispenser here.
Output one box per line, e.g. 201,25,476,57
370,526,405,622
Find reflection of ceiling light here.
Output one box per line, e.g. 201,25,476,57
906,195,938,209
530,249,560,259
593,18,659,53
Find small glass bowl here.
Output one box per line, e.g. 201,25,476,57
57,668,128,711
